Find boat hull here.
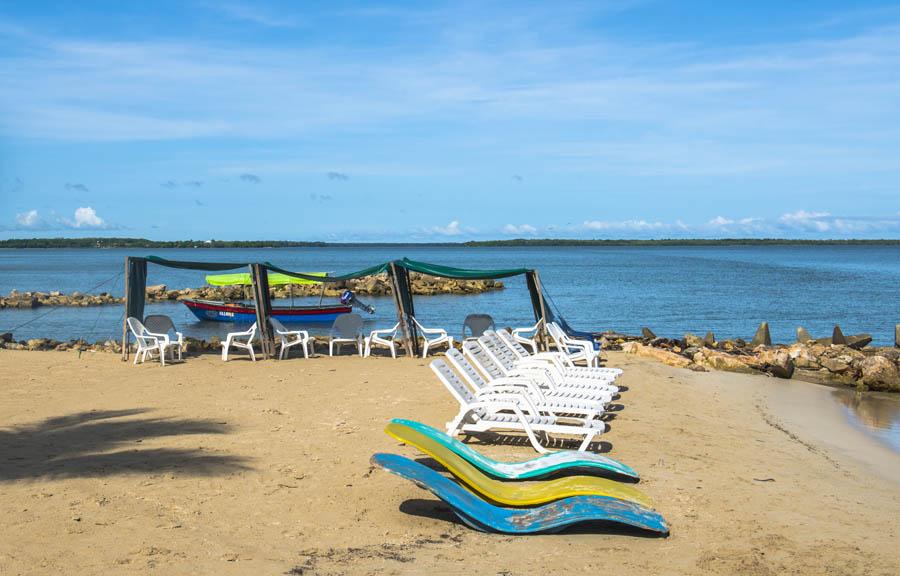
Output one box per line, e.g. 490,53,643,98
182,298,351,323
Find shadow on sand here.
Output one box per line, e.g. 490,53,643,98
0,408,250,481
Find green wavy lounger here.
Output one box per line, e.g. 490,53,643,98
385,419,651,508
372,453,669,535
388,419,639,481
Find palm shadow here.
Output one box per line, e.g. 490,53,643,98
0,408,250,481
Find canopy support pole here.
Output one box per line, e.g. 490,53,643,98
526,270,549,351
389,263,416,357
250,264,274,359
121,257,129,361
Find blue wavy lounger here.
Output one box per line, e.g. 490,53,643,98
372,453,669,535
390,418,639,481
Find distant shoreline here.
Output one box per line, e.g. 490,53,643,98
3,237,900,248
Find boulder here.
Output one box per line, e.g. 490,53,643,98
750,323,771,346
751,348,795,379
146,284,168,297
0,332,12,343
832,325,847,345
788,343,822,370
641,327,656,339
895,324,900,348
683,333,705,348
703,332,717,347
692,349,755,374
846,334,872,350
858,356,900,392
622,342,693,369
820,357,851,374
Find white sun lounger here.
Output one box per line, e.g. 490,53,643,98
495,329,623,381
432,359,606,453
546,322,602,367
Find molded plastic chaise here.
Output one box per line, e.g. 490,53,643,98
386,418,639,481
431,359,607,453
221,322,257,361
546,322,602,367
371,453,668,535
270,317,312,359
380,419,651,507
494,329,623,381
444,348,612,417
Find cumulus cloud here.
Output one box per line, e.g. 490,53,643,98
15,209,39,227
431,220,463,236
327,171,349,181
779,210,832,232
72,206,105,228
239,173,261,184
583,219,668,231
65,182,90,193
502,223,537,235
708,216,734,227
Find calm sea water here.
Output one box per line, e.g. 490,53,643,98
2,244,899,455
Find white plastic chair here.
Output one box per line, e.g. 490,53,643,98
364,322,400,358
412,316,454,358
127,317,178,366
546,322,602,367
511,319,543,355
221,322,257,362
270,317,312,359
432,359,606,453
143,314,184,362
329,313,364,356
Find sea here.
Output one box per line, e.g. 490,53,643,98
2,244,899,455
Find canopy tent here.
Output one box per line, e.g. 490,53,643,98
122,255,558,360
205,272,327,286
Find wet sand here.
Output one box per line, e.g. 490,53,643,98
0,349,898,575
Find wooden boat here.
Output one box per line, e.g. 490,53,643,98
181,270,361,324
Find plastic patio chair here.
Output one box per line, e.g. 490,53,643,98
329,313,364,356
127,316,178,366
270,317,312,359
221,322,257,361
462,314,495,342
364,321,401,358
143,314,184,361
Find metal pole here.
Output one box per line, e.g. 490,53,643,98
121,256,129,361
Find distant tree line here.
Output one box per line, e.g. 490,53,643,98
2,237,899,249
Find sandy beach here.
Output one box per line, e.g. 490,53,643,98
1,348,898,575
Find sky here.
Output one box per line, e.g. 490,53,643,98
1,0,899,241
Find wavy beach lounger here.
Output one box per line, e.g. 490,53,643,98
372,453,668,535
383,415,652,508
387,418,639,481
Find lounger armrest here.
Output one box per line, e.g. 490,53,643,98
144,330,172,347
479,378,547,402
512,320,542,337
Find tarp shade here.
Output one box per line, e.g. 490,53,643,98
264,261,390,282
206,272,327,286
139,255,250,271
400,258,531,279
125,257,148,322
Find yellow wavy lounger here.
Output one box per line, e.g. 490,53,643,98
385,421,653,509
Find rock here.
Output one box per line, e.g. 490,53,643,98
692,349,755,374
641,327,656,339
821,357,851,374
796,327,812,343
895,324,900,348
750,322,771,346
0,332,12,343
832,325,847,345
858,356,900,392
788,343,823,370
683,333,705,348
146,284,167,296
846,334,872,350
751,348,795,379
703,332,716,347
622,342,693,369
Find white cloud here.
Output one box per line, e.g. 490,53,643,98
708,216,734,227
431,220,462,236
583,219,667,231
15,209,39,227
502,223,537,235
779,210,832,232
68,206,105,228
215,3,300,28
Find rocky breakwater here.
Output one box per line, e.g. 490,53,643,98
0,273,503,308
622,324,900,393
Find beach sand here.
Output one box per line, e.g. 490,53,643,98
0,349,898,575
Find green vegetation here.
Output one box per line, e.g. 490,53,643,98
2,237,900,249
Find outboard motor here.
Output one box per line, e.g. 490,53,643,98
341,290,375,314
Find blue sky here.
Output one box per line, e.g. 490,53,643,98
1,0,899,241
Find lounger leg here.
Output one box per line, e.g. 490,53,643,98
578,432,596,452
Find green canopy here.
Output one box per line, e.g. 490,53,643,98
399,258,531,280
140,255,250,271
264,261,391,282
206,272,327,286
